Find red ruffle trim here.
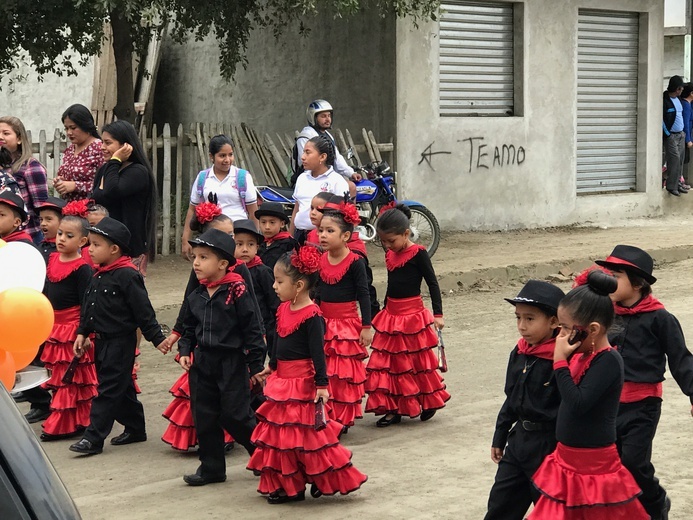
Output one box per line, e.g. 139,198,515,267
385,244,425,271
530,443,647,516
42,343,97,389
276,302,322,338
168,370,191,399
528,498,649,520
47,254,87,282
42,399,93,436
325,339,366,427
373,297,435,336
320,252,359,284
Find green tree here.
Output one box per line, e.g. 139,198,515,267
0,0,439,123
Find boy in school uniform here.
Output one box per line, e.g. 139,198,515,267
69,217,169,455
255,202,296,269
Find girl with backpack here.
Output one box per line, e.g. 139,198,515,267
181,135,258,259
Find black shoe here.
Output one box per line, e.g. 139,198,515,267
667,189,680,196
376,414,401,427
69,438,103,455
662,495,671,520
12,391,28,403
183,471,227,486
25,408,51,424
310,483,323,498
420,409,437,422
224,441,235,453
267,491,305,504
41,431,81,442
110,431,147,445
338,426,349,439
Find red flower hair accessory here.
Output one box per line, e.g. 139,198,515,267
572,265,611,288
63,199,91,218
291,246,321,275
195,202,222,224
379,201,397,215
339,202,361,226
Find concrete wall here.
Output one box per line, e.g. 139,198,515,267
664,34,686,83
153,9,396,144
396,0,664,230
0,61,94,135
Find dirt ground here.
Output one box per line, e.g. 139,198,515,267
20,230,693,519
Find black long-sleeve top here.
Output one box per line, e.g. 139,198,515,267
43,264,92,310
77,266,166,347
173,262,263,335
610,309,693,404
316,256,371,326
249,262,280,341
91,160,152,257
271,303,328,387
386,248,443,316
178,278,265,376
39,240,57,263
492,346,561,448
258,236,297,270
554,349,624,448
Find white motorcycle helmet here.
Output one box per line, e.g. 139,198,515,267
306,99,334,126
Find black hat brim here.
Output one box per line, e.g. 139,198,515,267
504,297,557,315
188,238,237,264
254,209,289,223
87,227,131,255
0,200,27,222
594,260,657,285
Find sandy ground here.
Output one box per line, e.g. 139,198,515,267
18,228,693,519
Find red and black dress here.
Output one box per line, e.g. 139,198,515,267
529,347,648,519
317,251,371,427
247,301,368,498
365,244,450,417
41,254,97,436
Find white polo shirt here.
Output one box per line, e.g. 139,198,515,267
292,167,350,230
190,166,257,222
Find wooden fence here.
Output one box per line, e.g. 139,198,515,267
28,123,394,256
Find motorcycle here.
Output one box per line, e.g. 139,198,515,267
256,160,441,257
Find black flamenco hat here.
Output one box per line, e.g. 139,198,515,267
87,217,131,254
254,202,289,224
505,280,566,316
232,219,263,242
0,190,28,221
188,228,237,264
36,196,67,213
595,245,656,285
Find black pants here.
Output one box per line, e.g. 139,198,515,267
485,426,557,520
24,347,51,411
617,398,666,518
189,348,256,478
84,333,144,447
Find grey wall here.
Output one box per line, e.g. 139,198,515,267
664,34,686,83
396,0,664,231
153,9,396,144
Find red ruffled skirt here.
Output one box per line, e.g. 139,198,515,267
40,307,97,435
365,296,450,417
320,301,367,427
247,359,367,498
161,354,234,450
529,443,649,519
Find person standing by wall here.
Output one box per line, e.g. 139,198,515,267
663,75,686,196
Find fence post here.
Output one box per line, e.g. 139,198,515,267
53,129,62,180
162,124,171,256
175,123,183,255
38,130,48,183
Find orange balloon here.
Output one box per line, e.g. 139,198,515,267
0,288,54,369
0,349,16,390
0,239,6,248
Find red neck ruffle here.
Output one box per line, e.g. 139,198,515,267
244,256,263,269
517,337,555,361
47,253,88,282
348,232,367,256
320,251,358,284
614,295,665,315
3,229,33,244
200,271,244,288
267,231,292,245
95,256,138,275
569,346,612,384
385,244,425,271
276,301,322,337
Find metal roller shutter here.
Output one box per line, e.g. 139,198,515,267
577,10,640,194
439,1,514,117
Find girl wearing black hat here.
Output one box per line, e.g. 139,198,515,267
484,280,564,520
528,271,648,519
255,202,297,269
596,245,693,519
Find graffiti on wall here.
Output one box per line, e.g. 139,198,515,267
459,137,526,173
418,142,452,171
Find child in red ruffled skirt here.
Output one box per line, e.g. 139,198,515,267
247,248,367,504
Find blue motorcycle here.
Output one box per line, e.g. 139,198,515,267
256,160,441,257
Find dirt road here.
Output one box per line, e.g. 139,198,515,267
20,227,693,519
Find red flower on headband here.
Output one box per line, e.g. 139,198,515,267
291,246,321,275
572,265,611,288
196,202,222,224
379,201,397,215
63,199,90,218
339,203,361,226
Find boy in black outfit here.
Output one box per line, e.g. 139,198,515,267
485,280,565,520
36,196,67,262
255,202,296,269
178,228,266,486
69,217,168,455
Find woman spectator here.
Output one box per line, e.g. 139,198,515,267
53,104,104,202
91,120,157,275
181,134,258,259
0,116,48,244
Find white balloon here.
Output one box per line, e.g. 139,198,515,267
0,242,46,292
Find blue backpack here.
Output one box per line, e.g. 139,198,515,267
195,167,248,212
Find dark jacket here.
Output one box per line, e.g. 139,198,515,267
664,91,681,137
258,236,297,270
